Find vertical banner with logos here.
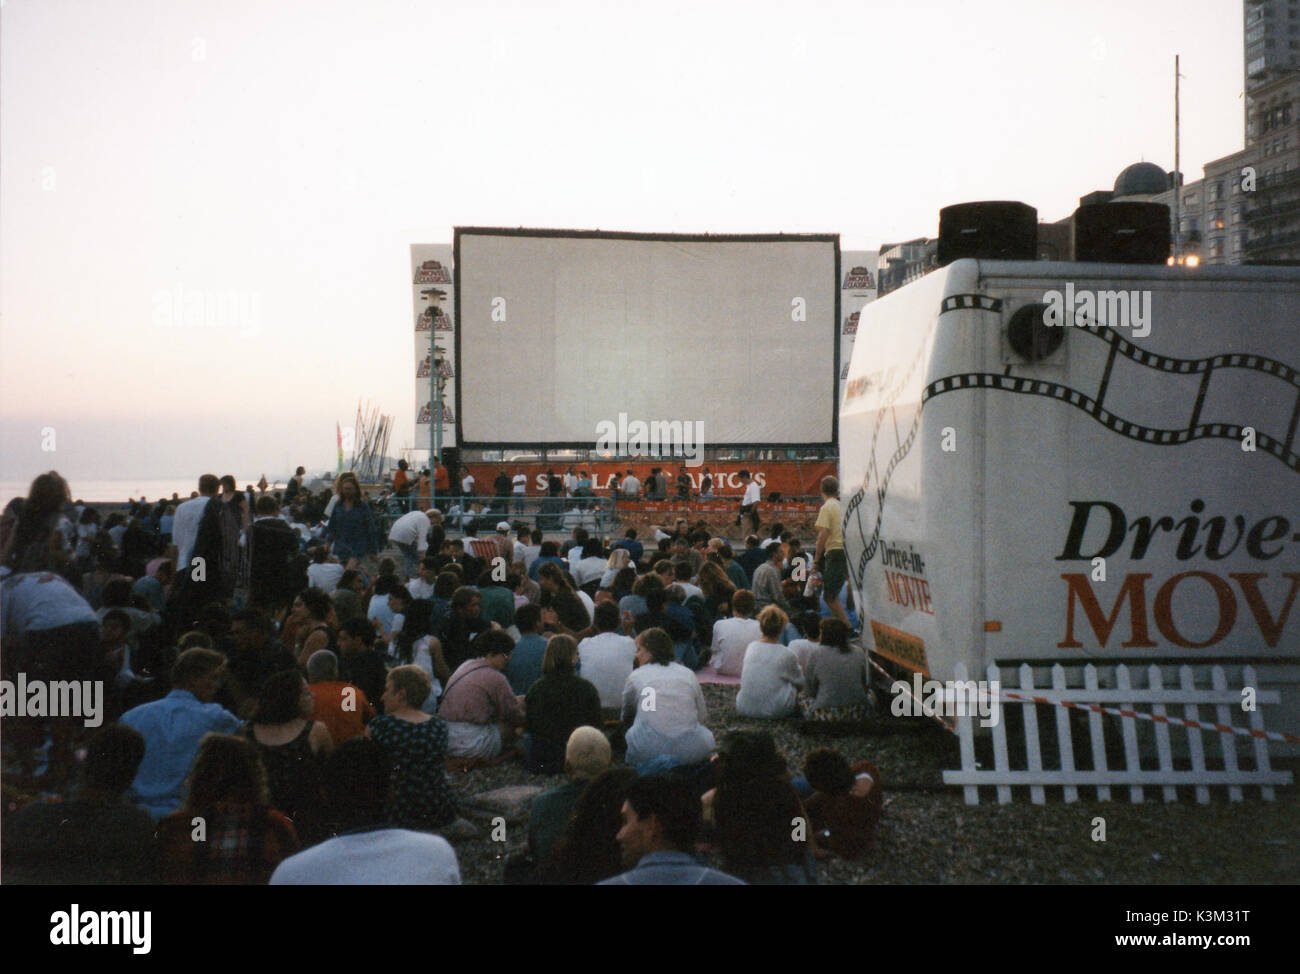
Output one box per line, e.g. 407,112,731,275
839,251,878,407
412,245,456,455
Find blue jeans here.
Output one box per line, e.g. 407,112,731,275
394,540,420,579
674,641,700,671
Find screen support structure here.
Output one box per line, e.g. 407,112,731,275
430,332,446,507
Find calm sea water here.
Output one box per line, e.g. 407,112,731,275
0,478,286,508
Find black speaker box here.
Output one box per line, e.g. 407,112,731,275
1072,202,1171,264
937,201,1038,265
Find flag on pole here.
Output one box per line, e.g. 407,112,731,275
337,421,344,474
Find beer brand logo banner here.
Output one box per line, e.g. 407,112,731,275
417,356,455,379
843,265,875,289
412,243,457,447
418,402,455,424
839,251,877,415
415,307,452,332
458,461,835,498
415,260,452,285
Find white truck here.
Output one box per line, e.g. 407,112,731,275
840,255,1300,751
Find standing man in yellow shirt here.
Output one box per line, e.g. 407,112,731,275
813,476,849,626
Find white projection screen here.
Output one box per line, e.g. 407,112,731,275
454,229,840,448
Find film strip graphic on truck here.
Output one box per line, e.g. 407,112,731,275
924,316,1300,473
843,293,1300,592
841,300,954,589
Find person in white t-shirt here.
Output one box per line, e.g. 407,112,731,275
621,628,715,771
708,589,762,676
620,470,641,499
367,577,400,641
519,529,542,572
461,470,476,498
388,508,439,578
670,562,704,602
512,472,528,514
575,587,597,626
786,611,824,673
406,558,438,600
512,527,530,566
307,547,345,592
578,601,637,710
736,469,761,533
572,539,608,589
171,474,220,573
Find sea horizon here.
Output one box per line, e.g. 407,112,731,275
0,477,293,509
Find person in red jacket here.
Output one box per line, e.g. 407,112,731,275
802,749,883,860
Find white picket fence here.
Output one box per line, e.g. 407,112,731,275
941,662,1294,804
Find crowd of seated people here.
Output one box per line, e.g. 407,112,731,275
1,469,880,886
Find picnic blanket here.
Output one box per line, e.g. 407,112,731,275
695,666,741,686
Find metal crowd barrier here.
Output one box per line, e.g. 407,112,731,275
375,494,618,537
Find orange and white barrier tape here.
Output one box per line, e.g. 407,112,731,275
997,688,1300,745
867,656,956,732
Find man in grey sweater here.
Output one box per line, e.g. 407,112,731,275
750,542,790,615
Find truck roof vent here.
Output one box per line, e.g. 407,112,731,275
937,201,1038,266
1071,202,1170,264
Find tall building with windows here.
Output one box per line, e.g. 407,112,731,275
1245,0,1300,145
1242,69,1300,261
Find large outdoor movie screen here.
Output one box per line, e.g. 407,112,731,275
454,229,840,449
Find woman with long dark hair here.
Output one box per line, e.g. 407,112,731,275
522,636,601,774
327,472,377,569
2,472,74,571
156,734,299,884
538,766,636,885
697,561,737,617
241,669,331,845
707,731,817,885
394,598,450,701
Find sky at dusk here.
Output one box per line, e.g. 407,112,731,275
0,0,1245,491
